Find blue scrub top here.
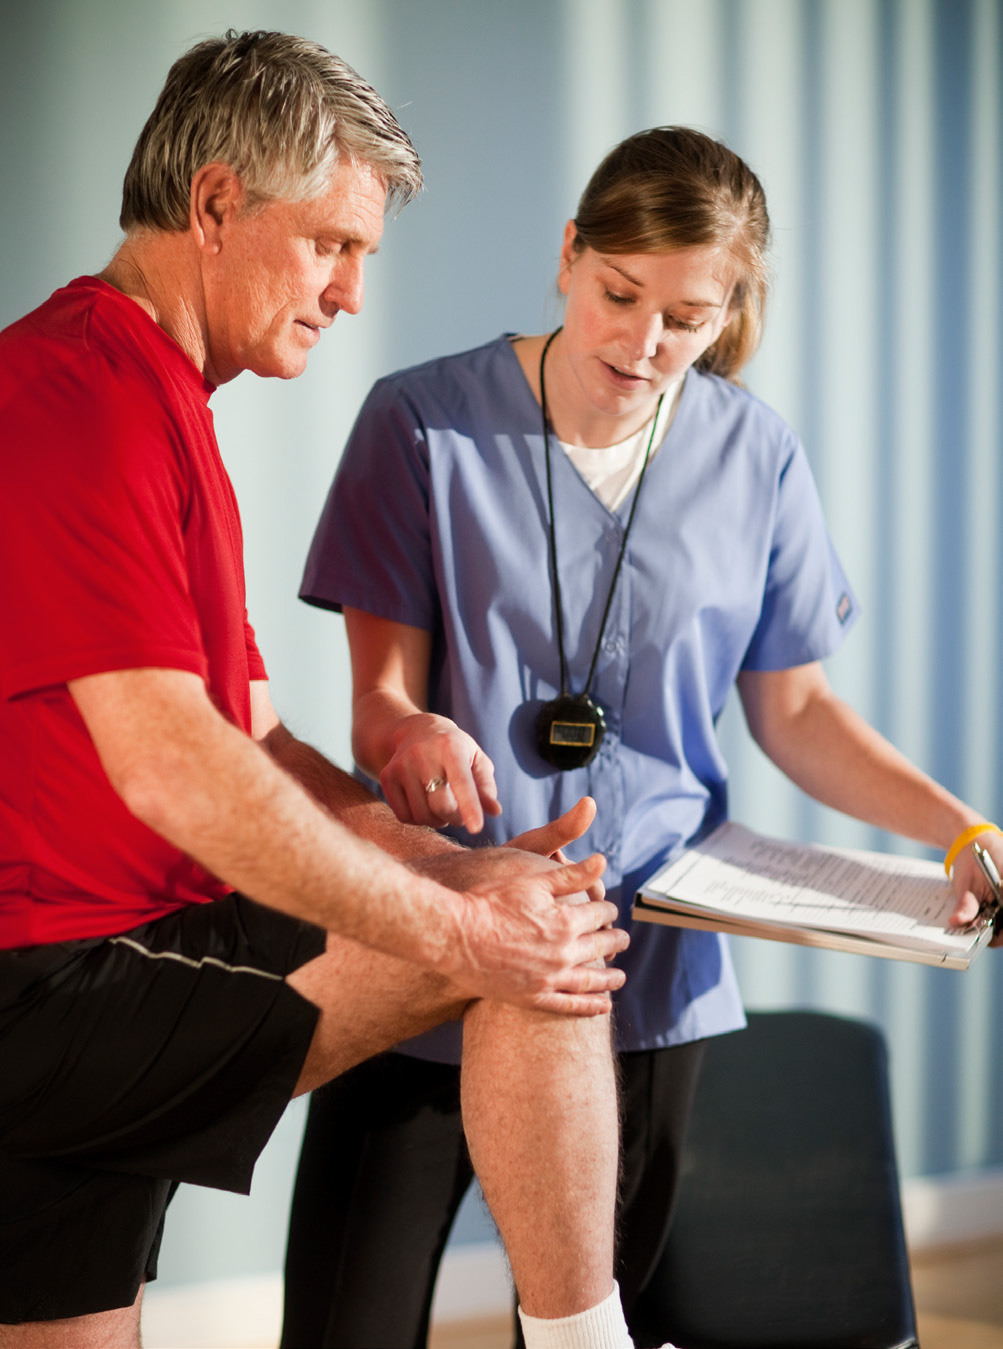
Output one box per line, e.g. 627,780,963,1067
301,336,858,1059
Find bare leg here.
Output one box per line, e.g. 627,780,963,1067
287,934,470,1091
288,934,623,1328
461,999,619,1319
1,940,625,1348
0,1284,143,1349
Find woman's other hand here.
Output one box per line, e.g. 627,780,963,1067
946,828,1003,947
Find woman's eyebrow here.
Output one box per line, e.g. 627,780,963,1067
604,258,644,287
603,257,723,308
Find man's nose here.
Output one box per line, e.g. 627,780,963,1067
326,256,365,315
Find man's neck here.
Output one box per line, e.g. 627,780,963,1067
97,232,212,380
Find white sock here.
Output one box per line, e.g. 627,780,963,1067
517,1281,634,1349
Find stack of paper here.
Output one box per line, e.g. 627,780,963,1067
633,822,992,969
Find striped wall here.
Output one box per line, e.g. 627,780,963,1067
662,0,1003,1183
551,0,1003,1184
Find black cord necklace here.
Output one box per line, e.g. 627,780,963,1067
534,327,664,769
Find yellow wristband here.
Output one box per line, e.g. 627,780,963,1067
944,822,1002,877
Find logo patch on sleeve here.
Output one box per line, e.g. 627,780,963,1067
836,593,853,625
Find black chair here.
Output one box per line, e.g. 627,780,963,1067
632,1010,919,1349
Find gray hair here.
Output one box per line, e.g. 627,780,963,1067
120,29,422,231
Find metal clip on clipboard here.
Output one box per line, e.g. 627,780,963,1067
971,841,1002,939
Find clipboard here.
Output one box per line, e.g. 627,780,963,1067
632,821,993,971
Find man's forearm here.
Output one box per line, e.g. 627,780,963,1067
69,667,626,1015
260,722,462,861
70,668,464,968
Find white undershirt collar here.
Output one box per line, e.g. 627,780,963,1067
560,375,684,510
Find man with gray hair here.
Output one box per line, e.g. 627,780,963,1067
0,30,675,1349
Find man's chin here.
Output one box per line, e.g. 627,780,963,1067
252,353,311,381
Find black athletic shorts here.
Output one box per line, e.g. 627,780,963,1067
0,893,326,1323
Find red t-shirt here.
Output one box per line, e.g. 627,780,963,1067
0,277,267,947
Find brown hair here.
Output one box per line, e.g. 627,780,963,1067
570,127,770,381
120,29,422,232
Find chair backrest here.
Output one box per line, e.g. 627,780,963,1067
632,1010,919,1349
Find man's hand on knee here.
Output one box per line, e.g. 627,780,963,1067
413,848,628,1015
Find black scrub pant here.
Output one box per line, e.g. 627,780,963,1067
280,1040,706,1349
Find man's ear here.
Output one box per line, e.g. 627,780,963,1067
190,163,243,253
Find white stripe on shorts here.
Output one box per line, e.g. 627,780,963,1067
108,934,284,982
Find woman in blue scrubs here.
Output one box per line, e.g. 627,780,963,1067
283,127,1000,1349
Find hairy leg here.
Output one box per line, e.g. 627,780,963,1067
286,934,470,1092
461,999,619,1319
0,1285,142,1349
286,935,621,1324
